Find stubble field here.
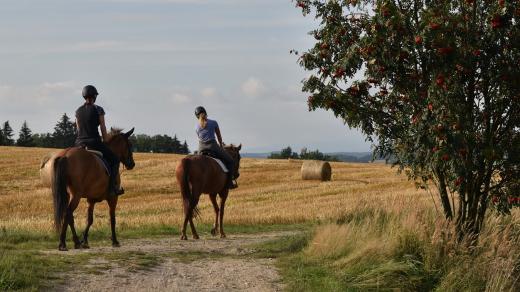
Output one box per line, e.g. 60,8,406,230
1,146,518,291
0,146,430,234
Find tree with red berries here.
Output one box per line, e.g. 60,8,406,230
295,0,519,239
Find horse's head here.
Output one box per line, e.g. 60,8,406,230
107,127,136,170
224,144,242,179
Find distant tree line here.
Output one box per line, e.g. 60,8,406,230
268,146,339,162
129,134,189,154
0,114,190,154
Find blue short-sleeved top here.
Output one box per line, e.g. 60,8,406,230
196,119,218,143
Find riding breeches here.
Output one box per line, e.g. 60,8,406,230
198,140,234,173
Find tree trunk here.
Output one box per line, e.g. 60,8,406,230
436,169,453,220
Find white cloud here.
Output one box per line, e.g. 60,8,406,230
100,0,235,3
200,87,216,98
241,77,265,97
0,81,79,106
171,93,191,104
64,41,123,52
0,85,13,100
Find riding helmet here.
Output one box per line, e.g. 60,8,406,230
194,106,207,118
82,85,99,99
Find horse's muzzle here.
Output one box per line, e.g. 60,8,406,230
126,161,135,170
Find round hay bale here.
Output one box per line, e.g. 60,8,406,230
40,152,58,187
301,160,332,181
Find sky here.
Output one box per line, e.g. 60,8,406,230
0,0,371,153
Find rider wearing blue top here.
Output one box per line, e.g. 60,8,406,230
195,106,237,189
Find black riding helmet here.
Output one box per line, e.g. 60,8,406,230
82,85,99,99
195,106,207,118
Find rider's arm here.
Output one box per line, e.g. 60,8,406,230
215,126,224,148
99,115,109,142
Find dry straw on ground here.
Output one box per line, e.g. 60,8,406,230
0,146,429,233
301,160,332,181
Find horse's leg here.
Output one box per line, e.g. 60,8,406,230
188,190,200,240
180,198,190,240
218,191,229,238
81,200,95,249
67,196,82,249
108,197,120,247
58,210,69,251
188,217,199,240
209,193,219,236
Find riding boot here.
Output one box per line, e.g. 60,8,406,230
227,173,237,189
108,163,124,197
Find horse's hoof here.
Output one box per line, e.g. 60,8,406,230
193,235,200,240
112,242,121,248
180,235,188,240
81,242,90,249
58,246,68,251
74,243,82,250
210,228,217,236
220,234,227,239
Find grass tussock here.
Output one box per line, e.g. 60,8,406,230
297,203,520,292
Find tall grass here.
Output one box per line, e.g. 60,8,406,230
300,202,520,291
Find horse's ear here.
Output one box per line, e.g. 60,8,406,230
237,144,242,151
124,127,135,138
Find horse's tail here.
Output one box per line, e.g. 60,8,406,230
181,158,200,219
51,156,69,232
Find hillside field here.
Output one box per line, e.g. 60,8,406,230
0,146,518,291
0,146,430,233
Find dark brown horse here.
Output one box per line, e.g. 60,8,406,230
175,144,242,240
51,128,135,251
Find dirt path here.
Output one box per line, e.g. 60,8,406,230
50,231,297,292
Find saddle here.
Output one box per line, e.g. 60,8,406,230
84,147,110,176
194,150,228,173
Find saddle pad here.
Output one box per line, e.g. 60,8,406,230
87,150,110,176
210,157,228,173
87,149,103,157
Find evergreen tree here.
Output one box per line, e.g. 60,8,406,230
16,121,34,147
0,126,4,145
181,140,190,154
2,121,14,146
53,113,76,148
172,135,181,153
32,133,55,148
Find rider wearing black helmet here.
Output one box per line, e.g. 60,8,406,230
75,85,124,197
195,106,237,189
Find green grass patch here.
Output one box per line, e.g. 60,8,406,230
0,249,92,291
279,256,344,292
252,233,311,258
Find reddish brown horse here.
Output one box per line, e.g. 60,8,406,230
51,128,135,251
175,144,242,240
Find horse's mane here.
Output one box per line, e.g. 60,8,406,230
107,128,124,142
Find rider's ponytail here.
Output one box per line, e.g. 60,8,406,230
198,113,207,129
